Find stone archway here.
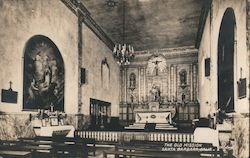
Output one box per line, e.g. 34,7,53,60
217,8,236,112
23,35,65,111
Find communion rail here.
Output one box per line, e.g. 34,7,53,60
75,130,194,144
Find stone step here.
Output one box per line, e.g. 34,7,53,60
125,126,145,129
156,124,172,126
155,127,177,130
125,122,177,131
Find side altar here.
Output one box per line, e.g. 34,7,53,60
31,107,75,137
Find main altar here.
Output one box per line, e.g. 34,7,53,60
125,87,177,130
135,102,175,124
125,101,177,130
121,55,199,131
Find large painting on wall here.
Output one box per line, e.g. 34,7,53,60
23,35,64,111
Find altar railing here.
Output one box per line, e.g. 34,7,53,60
75,130,194,144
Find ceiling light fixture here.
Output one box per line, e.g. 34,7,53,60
113,0,135,66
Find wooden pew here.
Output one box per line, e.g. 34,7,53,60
0,150,32,158
0,140,36,157
0,139,52,158
19,136,96,157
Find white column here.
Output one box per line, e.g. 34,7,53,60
143,68,146,99
175,66,178,101
125,68,127,102
120,69,123,102
170,65,174,101
167,66,170,101
193,64,197,101
138,68,141,102
190,64,193,101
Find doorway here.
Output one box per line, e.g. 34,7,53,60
89,98,111,129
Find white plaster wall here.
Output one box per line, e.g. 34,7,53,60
198,0,249,117
0,0,78,114
81,24,120,117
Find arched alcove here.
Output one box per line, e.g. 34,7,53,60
23,35,65,111
217,8,236,112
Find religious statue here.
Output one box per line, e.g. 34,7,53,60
150,84,161,102
179,70,187,84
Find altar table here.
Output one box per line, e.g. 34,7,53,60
135,110,173,124
33,125,75,137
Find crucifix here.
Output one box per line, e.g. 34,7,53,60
152,60,162,76
9,81,13,91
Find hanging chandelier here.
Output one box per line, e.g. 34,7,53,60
112,0,135,66
113,44,134,65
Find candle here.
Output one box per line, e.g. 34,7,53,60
50,104,54,112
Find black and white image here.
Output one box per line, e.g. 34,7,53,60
0,0,249,158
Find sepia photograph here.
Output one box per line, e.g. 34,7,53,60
0,0,249,157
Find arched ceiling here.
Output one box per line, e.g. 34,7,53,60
81,0,203,51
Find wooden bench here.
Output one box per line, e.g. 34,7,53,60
0,139,52,158
0,150,32,158
19,136,96,157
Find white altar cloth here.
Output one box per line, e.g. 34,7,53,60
135,111,172,124
33,125,75,137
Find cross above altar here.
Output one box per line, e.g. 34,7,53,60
152,60,162,76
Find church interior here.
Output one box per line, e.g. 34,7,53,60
0,0,249,157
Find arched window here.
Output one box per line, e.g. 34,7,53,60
217,8,236,112
179,70,187,85
23,35,64,111
129,73,136,90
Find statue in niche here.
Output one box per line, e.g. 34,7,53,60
179,70,187,85
101,58,110,90
150,84,161,102
129,73,136,90
179,70,187,90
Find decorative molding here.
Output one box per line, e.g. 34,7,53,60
195,0,212,48
122,46,198,68
61,0,115,51
135,46,197,55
